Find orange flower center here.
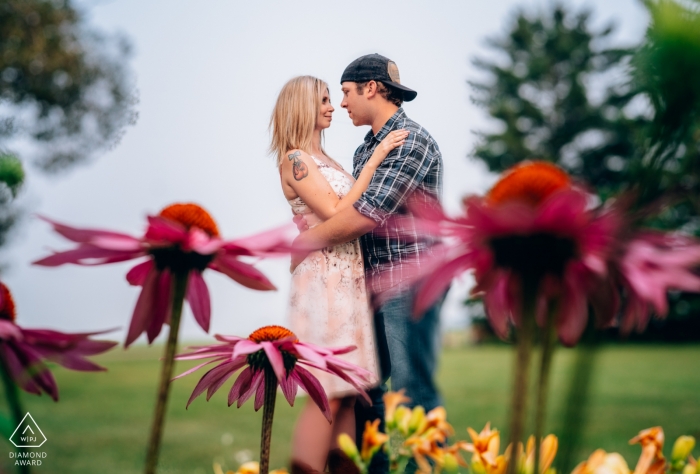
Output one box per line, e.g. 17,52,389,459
486,161,571,207
0,283,16,322
248,325,298,343
158,203,220,237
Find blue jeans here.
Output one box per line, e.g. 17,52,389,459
355,288,444,473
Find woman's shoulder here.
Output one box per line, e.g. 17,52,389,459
281,149,313,166
280,149,319,182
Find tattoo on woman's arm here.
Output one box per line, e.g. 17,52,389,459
288,151,309,181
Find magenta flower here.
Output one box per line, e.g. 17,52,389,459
618,231,700,333
404,162,618,346
0,282,116,400
402,161,700,345
174,325,375,421
33,203,292,346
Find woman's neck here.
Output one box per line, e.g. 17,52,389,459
310,129,324,157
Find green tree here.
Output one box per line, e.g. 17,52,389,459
470,5,645,197
0,0,136,246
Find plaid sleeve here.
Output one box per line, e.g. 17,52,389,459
354,131,435,226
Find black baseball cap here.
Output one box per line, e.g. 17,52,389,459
340,53,417,102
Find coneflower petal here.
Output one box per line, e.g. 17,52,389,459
205,360,246,401
557,263,589,347
223,223,295,256
146,270,172,343
254,378,266,411
172,358,225,381
261,341,286,381
36,216,138,244
186,271,211,333
237,370,264,408
211,256,277,291
292,365,331,422
126,267,159,347
231,339,262,359
414,252,474,317
187,361,234,408
228,366,254,406
279,373,298,406
144,216,188,243
483,271,513,339
126,260,154,286
0,344,41,396
32,245,140,267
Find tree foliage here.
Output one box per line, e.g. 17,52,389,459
0,0,136,250
0,0,137,172
470,5,646,198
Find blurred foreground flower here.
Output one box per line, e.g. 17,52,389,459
0,282,116,401
392,161,700,474
176,325,374,474
34,203,291,346
0,281,115,474
33,203,293,474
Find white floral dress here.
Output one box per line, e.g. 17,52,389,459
287,156,379,397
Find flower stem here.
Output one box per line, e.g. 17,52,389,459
534,309,556,474
259,368,278,474
506,282,537,474
0,358,30,474
144,271,188,474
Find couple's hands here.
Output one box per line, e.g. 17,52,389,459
290,214,311,273
288,130,406,273
367,129,409,168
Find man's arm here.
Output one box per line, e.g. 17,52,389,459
291,206,376,270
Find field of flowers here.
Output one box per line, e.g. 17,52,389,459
1,343,697,474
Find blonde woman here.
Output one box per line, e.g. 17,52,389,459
271,76,407,472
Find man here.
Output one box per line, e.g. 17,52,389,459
292,53,444,472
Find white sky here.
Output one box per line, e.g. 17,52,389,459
2,0,649,344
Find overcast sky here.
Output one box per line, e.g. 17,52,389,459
2,0,649,344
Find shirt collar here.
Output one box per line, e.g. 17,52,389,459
363,108,406,144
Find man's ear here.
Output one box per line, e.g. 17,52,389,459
365,80,378,99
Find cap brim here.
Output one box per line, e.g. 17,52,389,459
384,81,417,102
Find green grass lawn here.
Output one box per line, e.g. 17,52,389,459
0,343,698,473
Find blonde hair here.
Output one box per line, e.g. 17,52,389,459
269,75,330,166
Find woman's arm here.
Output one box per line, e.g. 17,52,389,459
281,130,408,221
336,129,408,212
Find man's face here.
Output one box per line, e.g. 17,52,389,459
340,81,371,126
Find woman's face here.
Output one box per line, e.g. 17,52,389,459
316,88,334,130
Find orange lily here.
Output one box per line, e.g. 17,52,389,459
404,427,450,473
571,449,631,474
361,419,389,463
630,427,666,474
384,389,412,427
423,406,455,438
466,423,502,467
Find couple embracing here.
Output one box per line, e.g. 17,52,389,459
270,54,445,473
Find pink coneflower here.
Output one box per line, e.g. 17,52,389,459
0,282,116,401
618,231,700,334
175,325,375,474
33,203,292,474
33,203,291,346
410,162,619,346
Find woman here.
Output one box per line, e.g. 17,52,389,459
270,75,407,472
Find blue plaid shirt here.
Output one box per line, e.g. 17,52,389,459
353,108,443,294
